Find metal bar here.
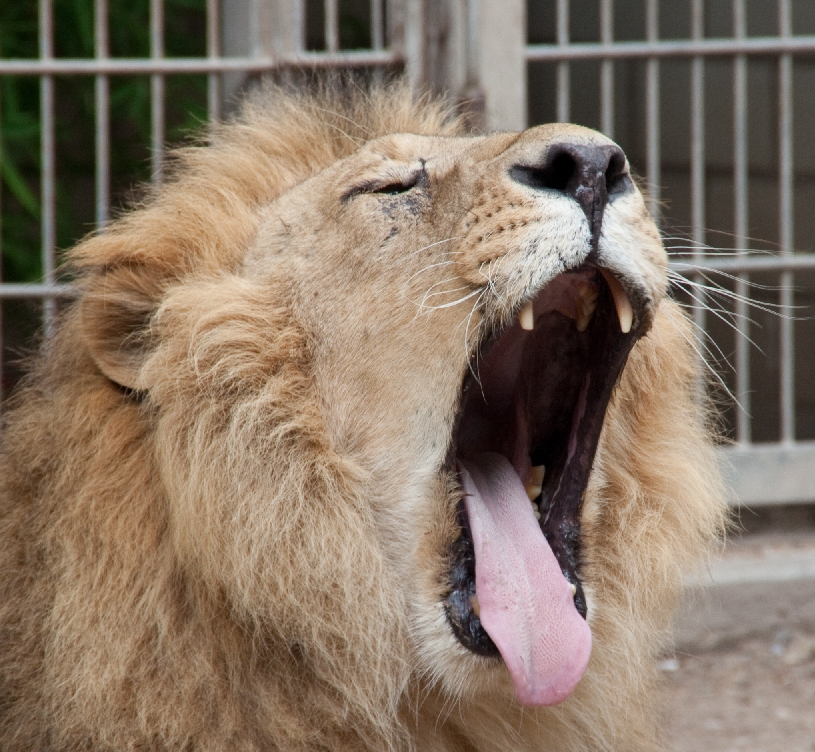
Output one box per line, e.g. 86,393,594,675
733,0,750,444
556,0,569,122
11,37,815,74
646,0,660,222
39,0,56,334
7,39,815,76
525,36,815,61
325,0,339,53
0,51,399,76
0,90,3,410
779,0,795,443
600,0,613,138
95,0,110,228
691,0,706,349
0,284,77,300
719,442,815,507
670,254,815,273
478,0,527,130
206,0,221,122
372,0,384,51
151,0,164,185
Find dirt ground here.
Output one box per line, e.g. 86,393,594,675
660,526,815,751
661,631,815,751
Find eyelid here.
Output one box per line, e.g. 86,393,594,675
342,167,425,202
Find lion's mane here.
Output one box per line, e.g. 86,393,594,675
0,85,725,751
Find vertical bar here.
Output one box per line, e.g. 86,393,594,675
207,0,222,123
478,0,527,130
95,0,110,229
325,0,339,53
600,0,614,138
691,0,706,340
372,0,385,50
0,91,3,411
778,0,795,442
556,0,570,123
733,0,750,443
151,0,165,185
39,0,56,333
645,0,660,223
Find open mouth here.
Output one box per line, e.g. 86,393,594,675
443,263,646,706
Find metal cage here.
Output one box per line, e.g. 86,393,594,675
2,0,814,506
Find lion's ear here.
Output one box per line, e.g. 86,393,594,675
80,266,160,392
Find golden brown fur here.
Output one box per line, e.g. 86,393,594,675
0,84,726,751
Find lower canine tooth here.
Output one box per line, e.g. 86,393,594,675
528,465,545,486
599,268,634,334
519,301,535,330
525,484,542,502
569,583,577,596
470,594,481,618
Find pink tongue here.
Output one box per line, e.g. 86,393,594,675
460,452,591,706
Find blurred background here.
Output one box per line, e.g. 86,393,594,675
2,1,815,748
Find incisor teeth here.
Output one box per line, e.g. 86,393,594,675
599,269,634,334
578,280,599,304
575,281,598,332
519,301,535,331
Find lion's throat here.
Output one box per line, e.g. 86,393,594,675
460,453,591,706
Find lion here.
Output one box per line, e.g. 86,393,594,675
0,83,726,751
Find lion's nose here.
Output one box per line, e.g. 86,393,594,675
509,142,630,235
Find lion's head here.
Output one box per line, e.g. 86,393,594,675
0,85,725,751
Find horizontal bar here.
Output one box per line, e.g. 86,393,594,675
0,50,398,76
526,35,815,62
719,442,815,506
3,255,812,297
670,253,815,273
0,284,77,299
686,546,815,586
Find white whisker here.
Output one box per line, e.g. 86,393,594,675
408,260,457,282
408,236,464,258
662,307,742,408
416,287,483,311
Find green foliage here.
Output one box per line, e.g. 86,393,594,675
0,0,208,282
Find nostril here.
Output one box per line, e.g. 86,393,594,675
509,152,576,193
605,150,629,196
509,142,630,220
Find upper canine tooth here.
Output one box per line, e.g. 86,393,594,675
599,269,634,334
519,301,535,330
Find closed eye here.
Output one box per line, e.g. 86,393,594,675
373,176,420,195
342,168,425,202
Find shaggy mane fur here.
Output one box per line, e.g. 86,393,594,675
0,84,726,751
